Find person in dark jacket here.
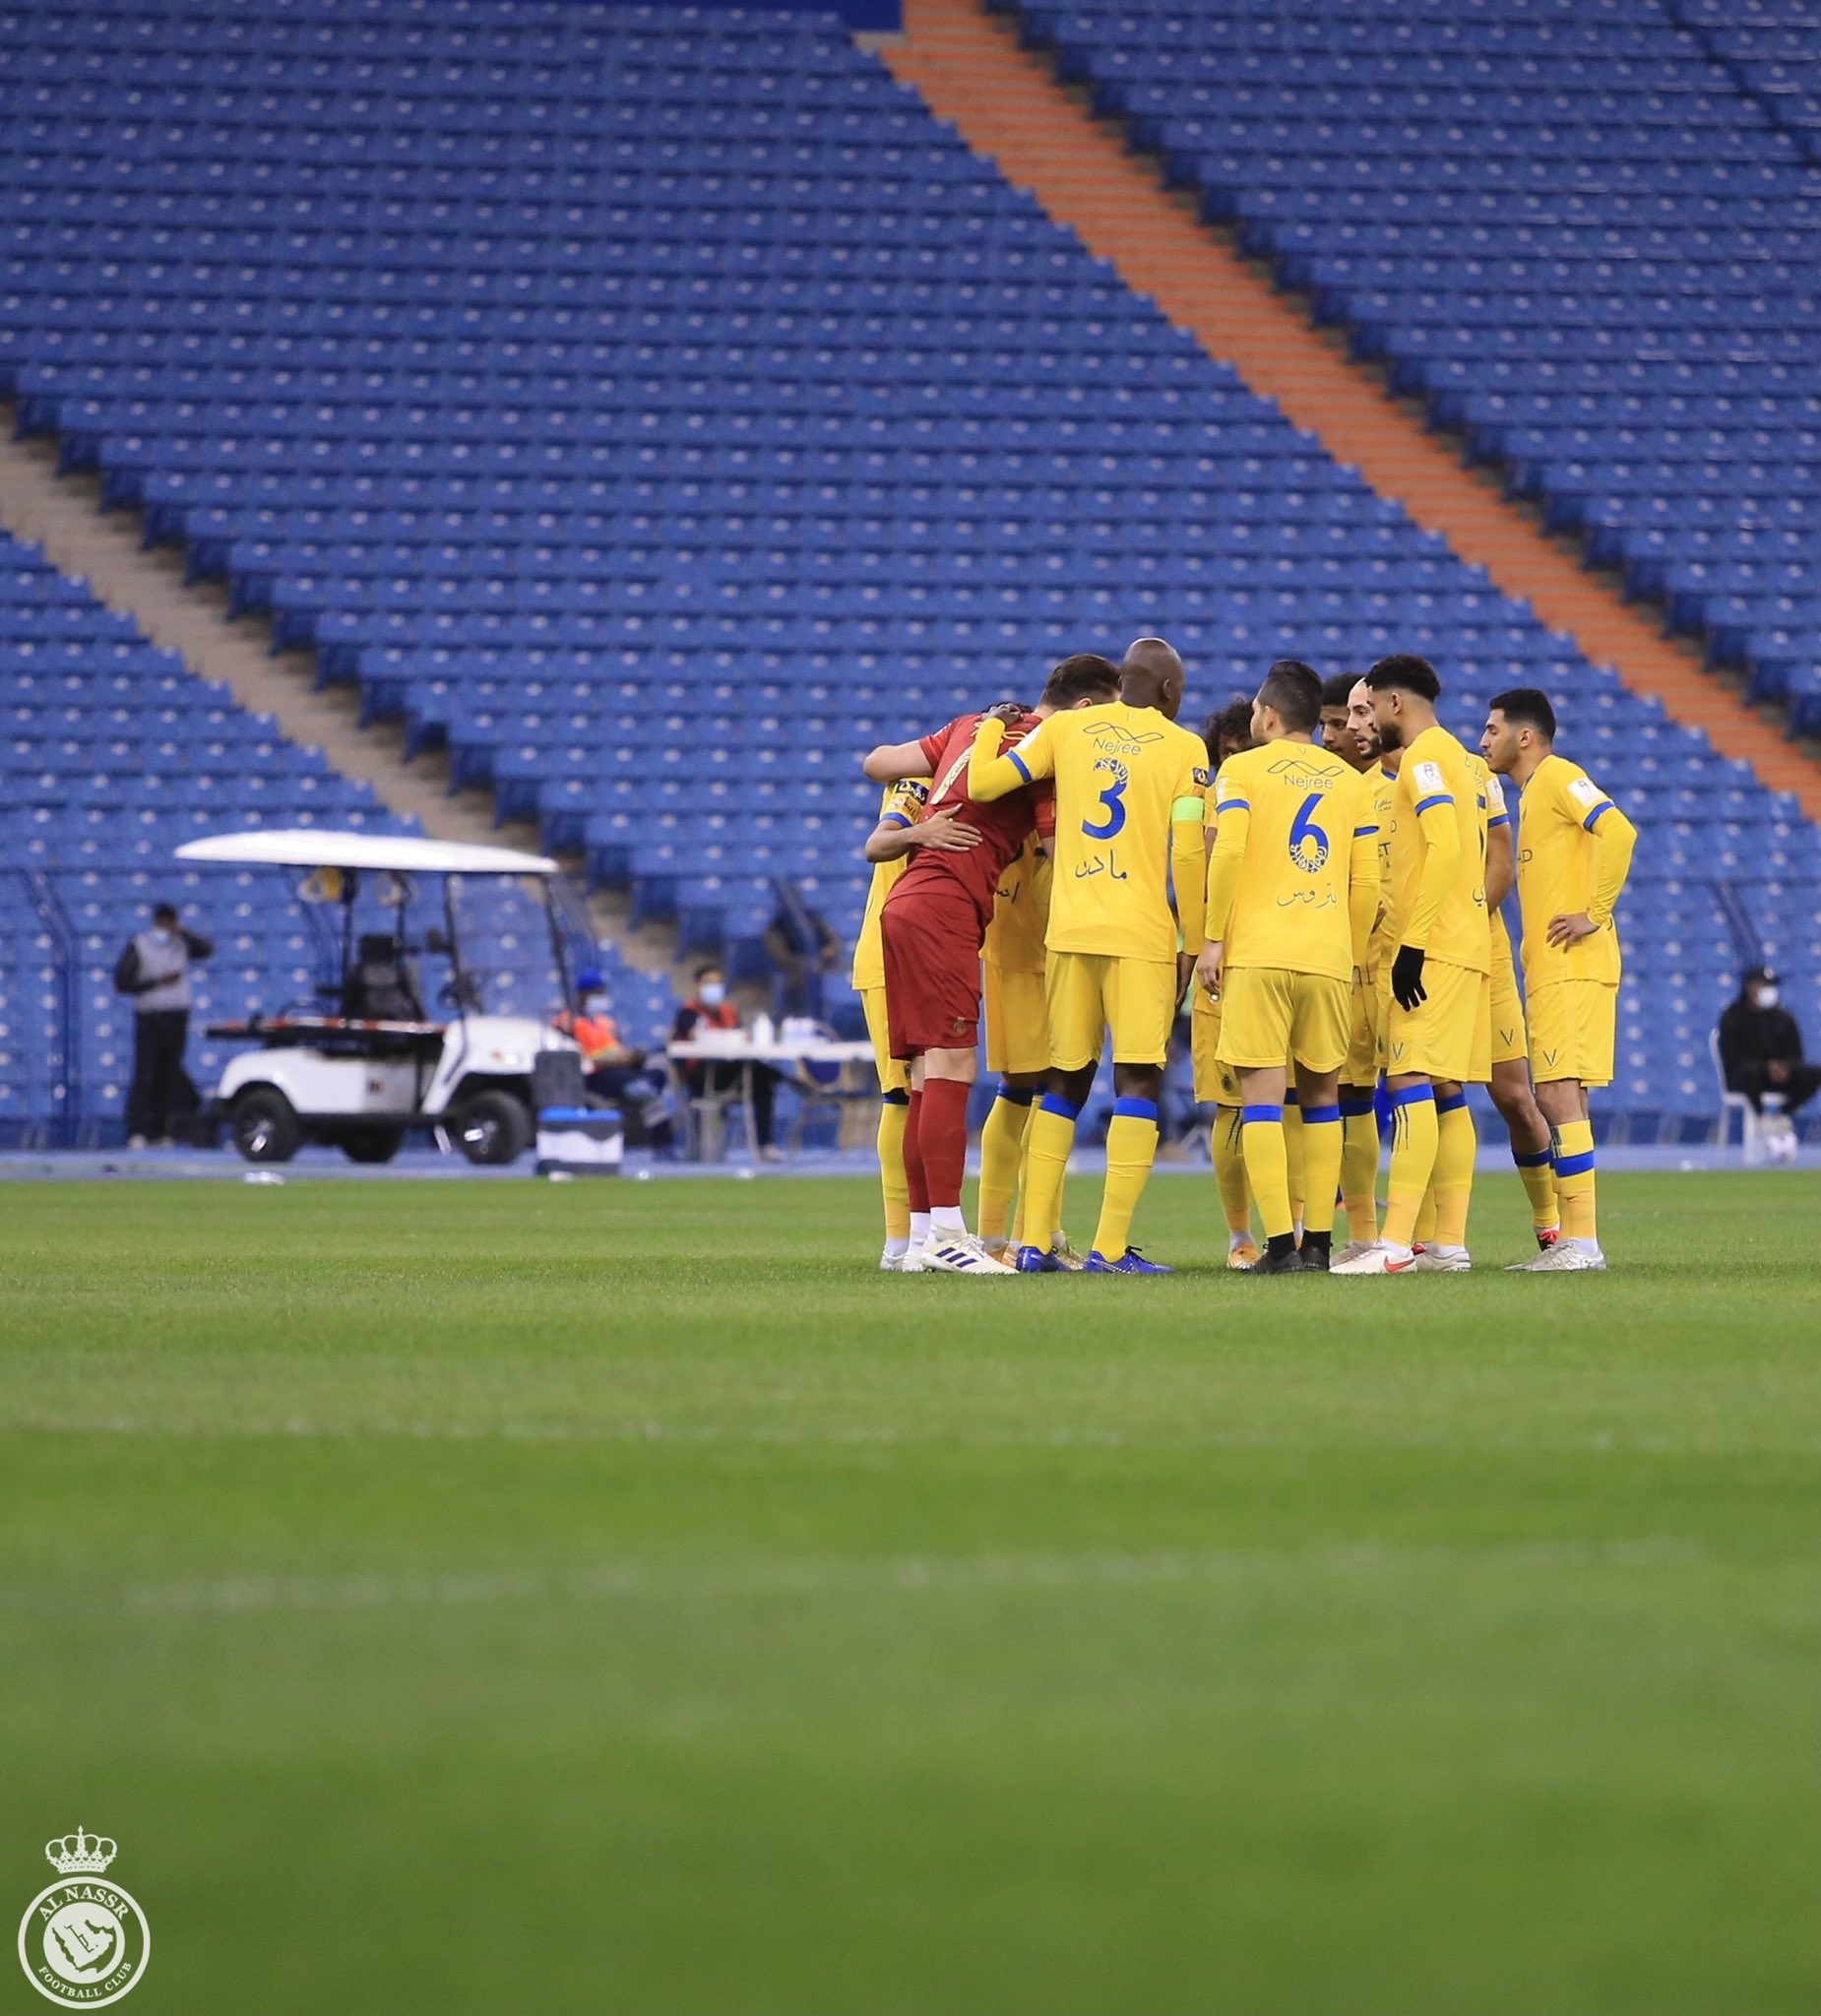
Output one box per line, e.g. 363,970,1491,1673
671,963,781,1159
114,902,213,1147
1718,965,1817,1163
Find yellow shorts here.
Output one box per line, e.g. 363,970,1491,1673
1490,942,1528,1068
1216,967,1351,1075
1527,978,1616,1089
1191,996,1242,1105
1045,951,1177,1070
983,961,1048,1078
861,985,908,1097
1344,972,1381,1086
1384,960,1492,1085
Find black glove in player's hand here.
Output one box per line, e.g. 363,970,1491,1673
1391,944,1428,1012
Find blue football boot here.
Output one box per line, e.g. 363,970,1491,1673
1012,1243,1064,1273
1084,1247,1173,1275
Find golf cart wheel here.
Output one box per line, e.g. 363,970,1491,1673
342,1126,406,1165
232,1086,301,1164
450,1090,531,1166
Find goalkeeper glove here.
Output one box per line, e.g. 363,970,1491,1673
1391,944,1427,1012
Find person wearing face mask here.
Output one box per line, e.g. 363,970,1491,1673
114,901,213,1149
670,964,781,1160
1719,966,1817,1164
553,968,673,1153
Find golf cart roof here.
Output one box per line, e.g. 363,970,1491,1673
174,830,560,875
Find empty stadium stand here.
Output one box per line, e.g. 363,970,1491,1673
1002,0,1821,735
1,0,1815,1141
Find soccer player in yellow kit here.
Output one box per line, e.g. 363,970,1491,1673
1482,687,1638,1272
1477,759,1563,1253
976,836,1082,1268
1334,654,1490,1275
970,637,1207,1273
1199,662,1380,1272
1193,696,1267,1267
1330,676,1395,1256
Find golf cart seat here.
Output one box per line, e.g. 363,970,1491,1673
344,934,423,1022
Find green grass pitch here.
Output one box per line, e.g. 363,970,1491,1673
3,1169,1817,2015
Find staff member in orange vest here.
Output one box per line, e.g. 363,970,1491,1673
553,967,673,1151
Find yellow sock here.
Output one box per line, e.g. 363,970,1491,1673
1414,1188,1437,1245
1431,1093,1476,1248
1020,1098,1077,1253
1552,1118,1598,1244
1093,1101,1161,1259
1341,1100,1379,1242
1382,1085,1439,1249
1298,1102,1344,1236
877,1095,910,1242
1513,1145,1558,1230
1239,1102,1293,1240
1284,1094,1305,1227
975,1086,1031,1244
1010,1099,1037,1246
1213,1106,1251,1235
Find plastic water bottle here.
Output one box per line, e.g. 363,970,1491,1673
751,1012,775,1049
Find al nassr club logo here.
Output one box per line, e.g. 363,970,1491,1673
17,1829,151,2007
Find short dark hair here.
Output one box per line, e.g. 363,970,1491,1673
693,962,722,983
1257,660,1321,734
1363,654,1442,702
1320,671,1355,712
1489,687,1556,740
153,902,178,923
1039,653,1120,710
1201,696,1256,759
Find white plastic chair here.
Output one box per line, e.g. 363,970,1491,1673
1710,1028,1765,1165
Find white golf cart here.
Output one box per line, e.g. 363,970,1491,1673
177,830,586,1166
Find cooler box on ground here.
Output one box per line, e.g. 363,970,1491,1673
535,1105,623,1176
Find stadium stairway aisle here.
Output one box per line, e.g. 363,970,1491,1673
883,0,1821,820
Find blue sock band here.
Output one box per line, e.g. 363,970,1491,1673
1435,1090,1469,1115
1241,1103,1284,1125
1038,1094,1081,1123
1513,1146,1551,1167
1110,1096,1159,1122
1302,1103,1343,1126
1340,1096,1376,1118
1553,1149,1597,1178
881,1089,910,1107
1388,1083,1435,1110
996,1081,1036,1106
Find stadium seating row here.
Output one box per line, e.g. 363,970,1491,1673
1008,0,1820,737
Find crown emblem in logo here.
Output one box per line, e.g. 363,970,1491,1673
44,1829,116,1876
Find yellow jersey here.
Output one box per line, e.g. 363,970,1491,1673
971,701,1209,963
1515,752,1637,987
1365,759,1397,977
983,835,1050,975
1205,740,1378,983
848,778,930,992
1385,723,1489,974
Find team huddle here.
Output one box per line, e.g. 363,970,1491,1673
849,640,1637,1277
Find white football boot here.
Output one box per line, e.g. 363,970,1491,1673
1507,1243,1603,1272
919,1230,1016,1276
1410,1244,1472,1272
1330,1241,1417,1275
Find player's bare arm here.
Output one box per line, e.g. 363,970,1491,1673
861,810,983,862
861,739,934,784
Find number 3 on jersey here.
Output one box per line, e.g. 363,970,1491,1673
1083,759,1128,841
